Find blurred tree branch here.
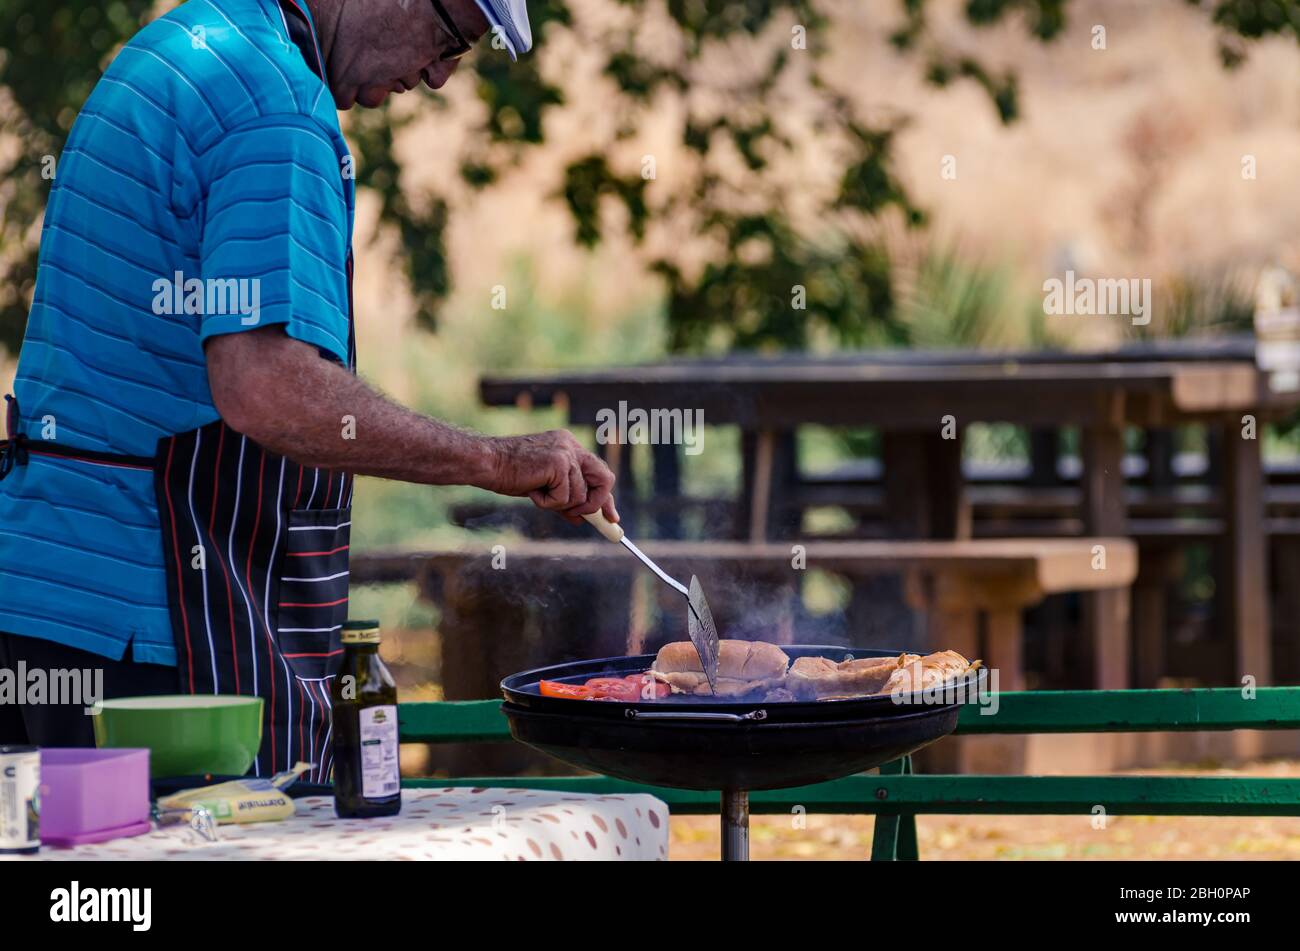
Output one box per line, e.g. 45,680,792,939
0,0,1296,358
0,0,157,355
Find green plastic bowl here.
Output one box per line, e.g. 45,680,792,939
93,695,264,778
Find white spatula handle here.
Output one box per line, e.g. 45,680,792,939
584,512,688,598
582,510,625,543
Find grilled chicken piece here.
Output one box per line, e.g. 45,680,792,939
881,650,978,695
787,654,905,700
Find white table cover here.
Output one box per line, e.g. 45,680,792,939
10,787,669,861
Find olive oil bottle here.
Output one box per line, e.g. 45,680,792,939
331,620,401,818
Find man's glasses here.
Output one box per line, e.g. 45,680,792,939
430,0,473,62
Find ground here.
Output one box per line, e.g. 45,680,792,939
668,760,1300,861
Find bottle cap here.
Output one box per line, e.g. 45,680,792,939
341,620,381,644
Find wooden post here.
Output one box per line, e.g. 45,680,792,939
1132,547,1183,688
1079,414,1132,689
925,576,1026,693
984,607,1025,693
1132,424,1176,690
1080,422,1126,533
1144,428,1176,489
738,429,798,542
918,576,1029,774
1221,416,1271,686
873,430,969,650
651,443,681,539
932,431,970,541
1273,539,1300,683
1027,428,1060,487
881,431,969,540
598,436,638,538
749,429,776,542
772,432,800,539
926,599,979,666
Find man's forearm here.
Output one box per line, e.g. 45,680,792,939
207,328,499,486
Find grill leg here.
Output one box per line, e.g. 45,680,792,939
720,789,749,861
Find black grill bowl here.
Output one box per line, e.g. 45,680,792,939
500,646,979,791
502,700,960,791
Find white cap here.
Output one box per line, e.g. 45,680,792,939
471,0,533,61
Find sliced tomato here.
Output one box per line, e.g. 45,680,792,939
584,673,672,701
582,677,642,702
624,674,672,699
539,680,597,700
540,671,671,701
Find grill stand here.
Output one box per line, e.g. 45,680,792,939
503,653,981,861
720,789,749,861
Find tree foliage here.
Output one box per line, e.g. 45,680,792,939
0,1,157,354
0,0,1296,358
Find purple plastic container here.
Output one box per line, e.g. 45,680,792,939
40,748,152,847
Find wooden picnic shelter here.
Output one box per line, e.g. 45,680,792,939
479,339,1300,691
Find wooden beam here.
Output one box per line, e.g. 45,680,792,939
355,538,1138,593
1080,413,1131,689
748,429,776,542
482,360,1282,429
1221,416,1271,686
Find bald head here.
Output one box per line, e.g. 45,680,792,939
305,0,491,109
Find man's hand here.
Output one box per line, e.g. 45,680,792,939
205,328,618,526
485,430,618,525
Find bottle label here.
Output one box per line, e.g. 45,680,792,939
358,705,400,799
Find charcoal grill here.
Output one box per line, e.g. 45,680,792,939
501,645,985,860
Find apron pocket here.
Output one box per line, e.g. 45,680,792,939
277,507,350,680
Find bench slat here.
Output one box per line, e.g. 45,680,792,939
400,700,512,743
402,774,1300,815
953,687,1300,733
397,687,1300,743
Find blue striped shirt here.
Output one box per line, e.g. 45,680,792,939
0,0,353,665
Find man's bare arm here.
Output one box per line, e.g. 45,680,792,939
206,327,616,522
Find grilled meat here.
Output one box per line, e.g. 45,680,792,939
651,639,790,697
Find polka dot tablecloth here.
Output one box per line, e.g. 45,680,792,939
10,788,670,861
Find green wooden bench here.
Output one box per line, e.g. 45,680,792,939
398,687,1300,860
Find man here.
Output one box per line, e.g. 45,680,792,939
0,0,617,778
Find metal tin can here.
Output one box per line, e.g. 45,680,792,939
0,745,40,854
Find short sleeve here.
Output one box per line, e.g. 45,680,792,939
197,115,350,363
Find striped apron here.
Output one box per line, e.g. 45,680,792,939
0,0,355,782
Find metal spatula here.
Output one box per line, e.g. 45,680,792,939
584,511,720,694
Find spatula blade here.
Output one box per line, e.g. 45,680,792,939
687,575,720,694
